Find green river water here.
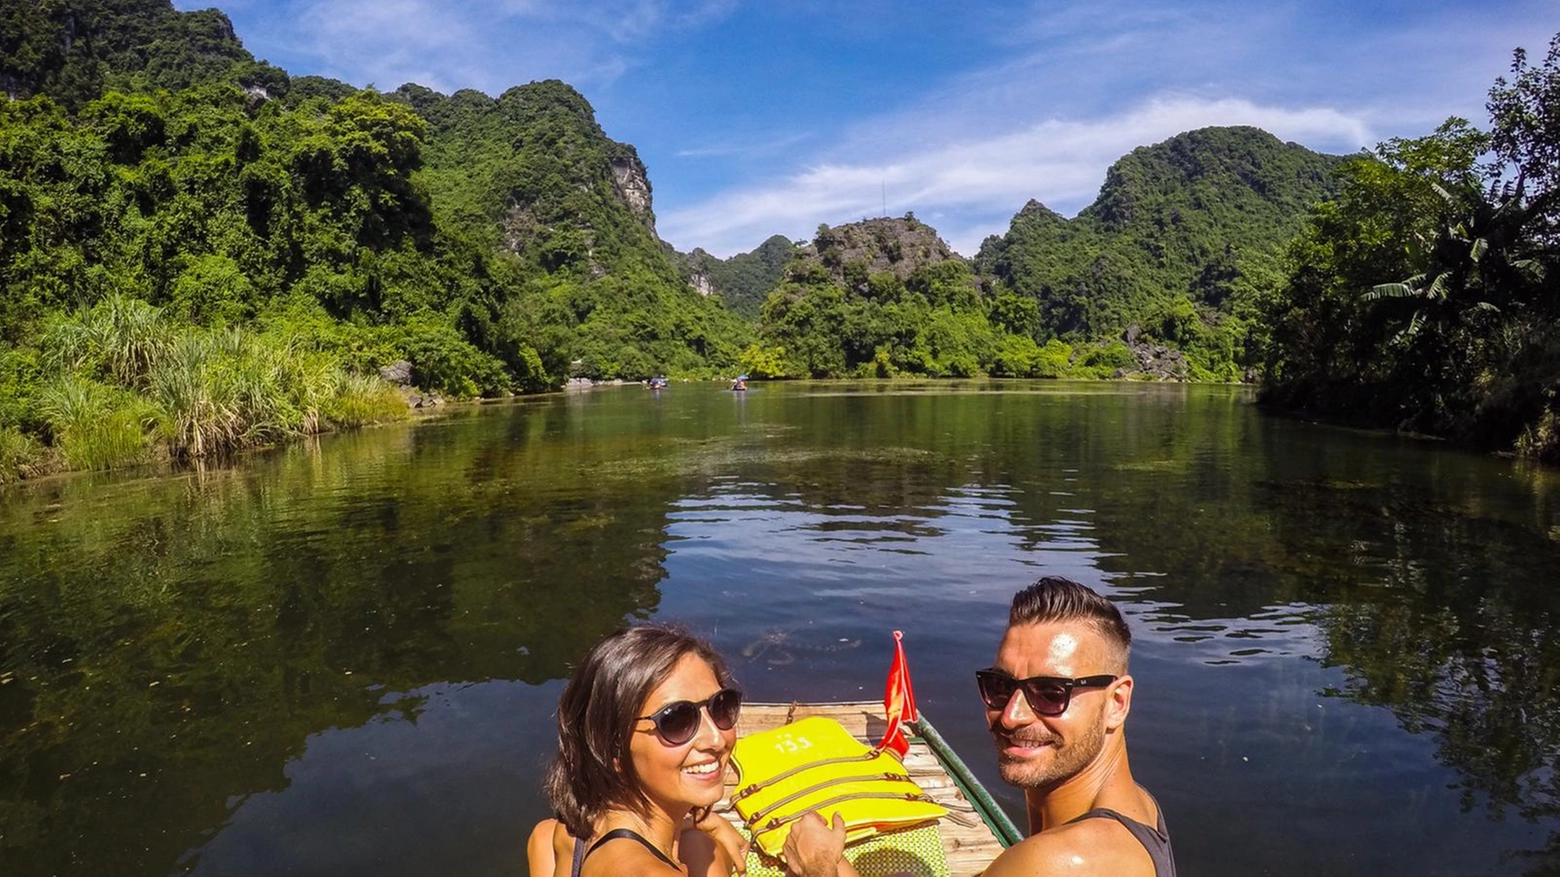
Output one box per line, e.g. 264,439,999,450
2,381,1559,876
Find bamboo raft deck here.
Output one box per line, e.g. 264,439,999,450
719,702,1016,876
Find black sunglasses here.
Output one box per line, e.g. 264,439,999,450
636,688,743,746
975,669,1117,716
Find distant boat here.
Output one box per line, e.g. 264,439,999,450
731,374,749,391
648,376,668,389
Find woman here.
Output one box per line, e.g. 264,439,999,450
528,624,751,877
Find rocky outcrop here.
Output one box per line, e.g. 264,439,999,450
1118,325,1192,380
378,360,413,385
609,148,655,233
801,215,962,284
378,359,444,406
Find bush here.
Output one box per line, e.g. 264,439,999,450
386,317,510,398
0,344,43,429
1035,339,1074,377
1074,341,1136,378
737,343,789,379
0,425,49,483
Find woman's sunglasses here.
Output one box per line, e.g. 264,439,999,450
636,688,744,746
975,669,1117,716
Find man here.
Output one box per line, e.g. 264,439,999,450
785,576,1175,877
977,575,1176,876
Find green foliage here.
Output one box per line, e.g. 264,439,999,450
36,374,155,470
757,224,1016,379
989,336,1076,378
1261,35,1560,459
737,343,789,379
0,29,755,477
0,424,45,483
684,235,796,319
990,334,1042,377
383,316,509,398
0,342,43,429
2,0,275,109
9,295,409,467
321,371,408,428
977,127,1347,371
1073,342,1137,378
41,294,169,384
397,80,749,383
1035,339,1075,377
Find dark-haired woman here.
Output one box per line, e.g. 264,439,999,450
527,625,750,877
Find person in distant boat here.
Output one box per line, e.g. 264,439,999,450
976,576,1176,876
730,375,748,391
526,624,750,877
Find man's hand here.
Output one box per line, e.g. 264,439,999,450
782,811,847,877
690,809,749,876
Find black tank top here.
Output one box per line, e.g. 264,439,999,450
576,827,679,874
1066,797,1177,877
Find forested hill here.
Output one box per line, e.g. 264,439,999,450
683,234,797,320
387,79,751,381
1,0,285,106
0,0,751,481
738,134,1348,384
976,126,1348,342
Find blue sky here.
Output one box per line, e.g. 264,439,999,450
176,0,1557,258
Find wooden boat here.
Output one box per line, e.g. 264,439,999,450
718,701,1020,876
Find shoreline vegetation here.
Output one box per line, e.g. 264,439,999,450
1,295,407,482
0,2,1556,480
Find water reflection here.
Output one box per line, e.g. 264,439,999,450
0,382,1556,876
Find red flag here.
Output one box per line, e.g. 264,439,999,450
878,630,918,757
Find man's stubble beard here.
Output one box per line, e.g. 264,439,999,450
994,711,1107,790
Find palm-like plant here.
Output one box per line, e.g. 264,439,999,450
1365,178,1546,347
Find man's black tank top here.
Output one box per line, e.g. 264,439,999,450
1066,798,1177,877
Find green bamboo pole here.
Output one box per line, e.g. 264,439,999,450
910,714,1024,848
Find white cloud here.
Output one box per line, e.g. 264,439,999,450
225,0,737,95
675,132,815,160
660,96,1376,258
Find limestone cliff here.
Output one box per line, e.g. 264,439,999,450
609,150,656,233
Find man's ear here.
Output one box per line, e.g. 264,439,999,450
1105,674,1133,730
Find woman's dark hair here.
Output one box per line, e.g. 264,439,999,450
1009,576,1132,672
544,624,734,839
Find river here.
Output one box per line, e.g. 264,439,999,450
1,381,1557,876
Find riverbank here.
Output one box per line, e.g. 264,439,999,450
0,296,410,485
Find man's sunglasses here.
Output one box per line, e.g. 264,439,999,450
636,688,744,746
975,669,1117,716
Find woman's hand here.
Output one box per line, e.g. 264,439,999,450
782,811,849,877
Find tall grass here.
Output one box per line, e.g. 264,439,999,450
20,296,410,474
42,294,169,386
146,332,247,458
146,328,407,459
322,371,408,428
35,375,155,470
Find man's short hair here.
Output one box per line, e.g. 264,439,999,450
1009,576,1132,671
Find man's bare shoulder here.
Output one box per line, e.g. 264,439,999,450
982,818,1154,877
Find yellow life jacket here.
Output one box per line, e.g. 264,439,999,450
729,716,948,859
